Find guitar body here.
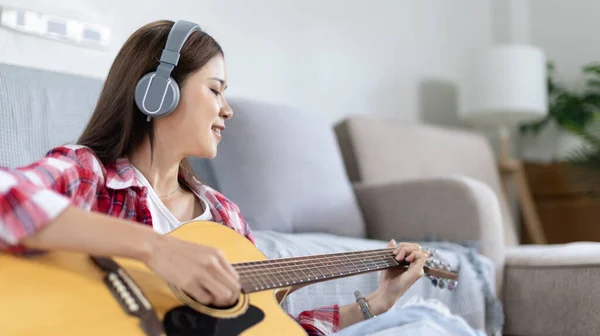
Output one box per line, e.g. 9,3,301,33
0,221,306,336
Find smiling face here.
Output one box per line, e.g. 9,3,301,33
154,55,231,159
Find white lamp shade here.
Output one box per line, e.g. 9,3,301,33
463,44,548,126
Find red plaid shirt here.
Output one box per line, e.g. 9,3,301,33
0,145,340,336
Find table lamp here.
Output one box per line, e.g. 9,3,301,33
462,44,548,244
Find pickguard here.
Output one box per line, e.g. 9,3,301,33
163,305,265,336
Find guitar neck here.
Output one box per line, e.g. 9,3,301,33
233,248,454,293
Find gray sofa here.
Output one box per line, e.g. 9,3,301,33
0,61,598,336
333,117,600,336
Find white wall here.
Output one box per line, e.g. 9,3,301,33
490,0,599,162
0,0,492,124
529,0,599,85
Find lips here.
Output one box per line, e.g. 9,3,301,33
212,125,224,137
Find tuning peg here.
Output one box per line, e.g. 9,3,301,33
424,248,437,257
448,280,458,291
428,274,438,287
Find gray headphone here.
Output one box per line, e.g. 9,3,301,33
135,20,201,120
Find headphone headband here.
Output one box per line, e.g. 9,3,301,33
160,20,201,69
135,20,202,120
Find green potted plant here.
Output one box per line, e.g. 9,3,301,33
518,62,600,244
564,120,600,193
520,60,600,194
519,61,600,162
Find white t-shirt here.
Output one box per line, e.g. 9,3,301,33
131,166,213,234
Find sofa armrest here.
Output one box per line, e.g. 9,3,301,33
353,176,506,290
502,243,600,336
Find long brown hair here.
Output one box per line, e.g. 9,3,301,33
77,20,223,178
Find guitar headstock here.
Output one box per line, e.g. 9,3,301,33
422,248,458,291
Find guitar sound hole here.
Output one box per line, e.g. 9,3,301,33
183,290,239,310
207,301,238,310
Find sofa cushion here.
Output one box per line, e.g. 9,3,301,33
503,244,600,336
334,117,518,247
205,97,366,237
0,62,102,168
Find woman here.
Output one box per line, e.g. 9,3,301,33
0,20,428,335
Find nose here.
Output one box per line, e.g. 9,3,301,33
220,98,233,120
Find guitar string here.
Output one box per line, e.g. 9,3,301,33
235,247,397,268
236,251,400,282
237,254,397,289
235,248,401,272
235,249,423,274
238,260,396,291
236,255,449,291
238,265,452,293
234,252,454,290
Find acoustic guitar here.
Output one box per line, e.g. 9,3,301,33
0,220,458,336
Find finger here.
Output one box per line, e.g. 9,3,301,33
410,252,427,277
201,272,239,306
391,240,403,258
406,250,427,262
395,242,415,250
398,242,421,249
398,243,421,255
216,251,240,282
210,252,242,292
395,242,424,261
213,266,241,300
395,247,407,261
405,250,417,262
187,285,213,305
206,256,241,301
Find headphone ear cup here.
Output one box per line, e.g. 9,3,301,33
135,72,181,118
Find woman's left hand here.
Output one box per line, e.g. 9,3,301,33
367,240,429,314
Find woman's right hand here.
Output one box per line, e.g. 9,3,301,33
144,234,241,307
19,206,240,307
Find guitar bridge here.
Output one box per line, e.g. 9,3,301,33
91,256,164,336
103,271,142,315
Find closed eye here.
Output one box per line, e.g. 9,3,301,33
211,89,221,96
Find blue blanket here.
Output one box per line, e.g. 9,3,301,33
332,296,486,336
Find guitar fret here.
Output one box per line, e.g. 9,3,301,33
346,253,362,273
290,259,307,284
304,259,317,281
250,262,267,290
324,256,337,277
257,262,275,290
357,252,376,272
339,254,353,274
339,255,352,274
285,267,294,285
317,256,338,280
234,248,455,294
241,262,261,292
306,260,320,280
314,261,327,279
358,253,372,271
329,255,345,275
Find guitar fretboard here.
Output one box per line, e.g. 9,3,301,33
234,248,402,293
